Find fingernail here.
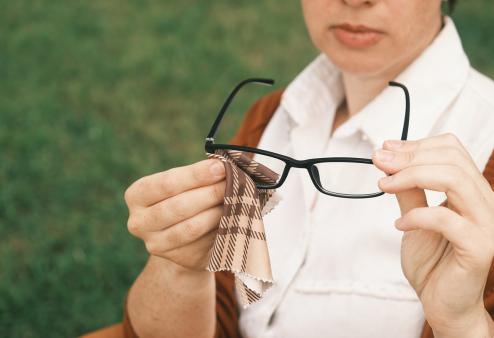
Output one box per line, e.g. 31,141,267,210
385,140,404,149
210,161,225,177
376,150,395,162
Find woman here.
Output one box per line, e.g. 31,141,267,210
123,0,494,337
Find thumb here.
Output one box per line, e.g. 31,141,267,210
395,188,428,216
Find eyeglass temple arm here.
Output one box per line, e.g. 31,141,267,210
206,78,275,143
388,81,410,141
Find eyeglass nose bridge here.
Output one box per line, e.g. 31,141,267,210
271,162,292,189
308,164,322,186
306,164,329,195
269,162,321,191
277,163,334,196
255,161,307,190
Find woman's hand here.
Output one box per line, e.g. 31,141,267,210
124,158,226,272
372,133,494,337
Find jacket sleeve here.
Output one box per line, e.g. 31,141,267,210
213,272,243,338
228,88,284,148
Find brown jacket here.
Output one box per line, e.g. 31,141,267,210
124,89,494,338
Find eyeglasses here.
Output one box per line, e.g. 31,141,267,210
205,78,410,199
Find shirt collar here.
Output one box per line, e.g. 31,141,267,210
280,16,470,149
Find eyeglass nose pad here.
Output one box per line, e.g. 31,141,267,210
310,165,322,186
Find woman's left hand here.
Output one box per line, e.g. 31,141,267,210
372,133,494,337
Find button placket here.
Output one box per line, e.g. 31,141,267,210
259,206,314,335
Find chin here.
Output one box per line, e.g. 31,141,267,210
324,49,392,76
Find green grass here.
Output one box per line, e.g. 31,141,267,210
0,1,492,337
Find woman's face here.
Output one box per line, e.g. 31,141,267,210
301,0,443,76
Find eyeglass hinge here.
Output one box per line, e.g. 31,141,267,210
205,137,215,143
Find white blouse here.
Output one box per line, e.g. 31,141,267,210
238,17,494,338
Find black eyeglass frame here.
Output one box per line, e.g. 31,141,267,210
205,78,410,199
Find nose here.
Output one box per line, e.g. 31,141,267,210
343,0,376,7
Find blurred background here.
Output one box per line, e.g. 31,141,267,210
1,1,493,337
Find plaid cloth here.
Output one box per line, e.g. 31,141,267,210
206,149,281,307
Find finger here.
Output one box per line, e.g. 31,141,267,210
382,133,473,160
151,229,218,271
395,188,428,216
125,159,226,207
395,206,490,266
371,146,428,215
379,165,488,220
374,146,475,175
129,180,225,233
144,205,223,252
169,229,219,271
372,146,491,199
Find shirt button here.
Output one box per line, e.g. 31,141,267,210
361,133,369,141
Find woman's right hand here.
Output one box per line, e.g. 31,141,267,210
124,158,226,272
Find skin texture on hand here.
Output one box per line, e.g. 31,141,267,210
127,255,216,338
125,158,226,271
372,133,494,335
124,158,227,337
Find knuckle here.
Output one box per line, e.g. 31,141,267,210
126,174,155,204
124,179,141,205
127,215,141,235
145,239,161,256
124,186,133,205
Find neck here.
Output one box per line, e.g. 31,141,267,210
341,16,444,117
341,72,392,117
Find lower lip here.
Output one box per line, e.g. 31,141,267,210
332,27,383,49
